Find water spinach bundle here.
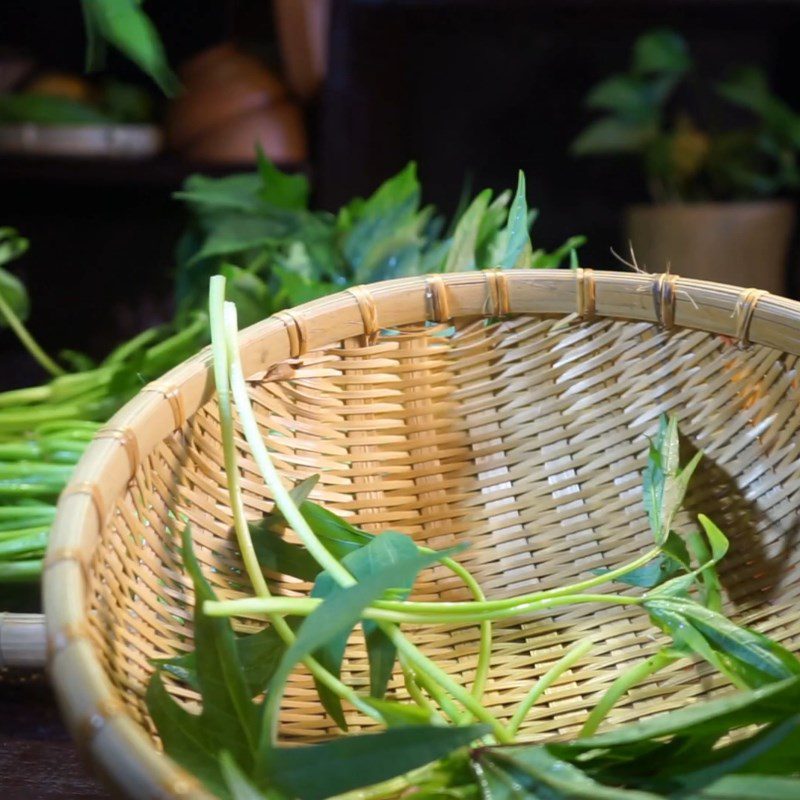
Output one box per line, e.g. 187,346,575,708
144,275,800,800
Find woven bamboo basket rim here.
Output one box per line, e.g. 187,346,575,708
40,268,800,800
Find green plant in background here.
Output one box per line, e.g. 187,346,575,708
174,153,585,329
0,161,582,582
572,29,800,201
80,0,179,95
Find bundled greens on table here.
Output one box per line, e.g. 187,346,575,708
144,275,800,800
0,162,582,582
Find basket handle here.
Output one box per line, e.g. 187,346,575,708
0,611,46,668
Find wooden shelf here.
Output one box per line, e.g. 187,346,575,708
0,154,308,188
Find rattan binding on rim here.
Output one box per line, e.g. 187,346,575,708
43,270,800,800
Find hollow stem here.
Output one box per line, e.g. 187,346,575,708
385,624,513,743
439,555,492,713
508,638,593,736
222,296,504,736
398,654,460,723
0,290,65,377
209,277,381,730
399,662,437,716
0,558,41,581
579,649,677,737
224,300,354,589
204,592,642,625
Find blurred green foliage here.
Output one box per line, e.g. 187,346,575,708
572,29,800,201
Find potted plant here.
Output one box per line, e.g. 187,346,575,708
572,29,800,293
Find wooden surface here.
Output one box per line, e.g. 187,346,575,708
0,670,110,799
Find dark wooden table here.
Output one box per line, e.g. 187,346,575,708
0,670,112,798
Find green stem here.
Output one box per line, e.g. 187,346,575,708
0,558,41,581
0,384,53,408
385,547,662,617
399,662,437,715
224,302,354,588
0,505,56,520
0,528,47,558
143,313,206,373
579,649,677,737
398,654,461,723
385,624,513,743
35,420,100,437
104,324,163,365
508,638,593,736
222,293,511,741
204,592,642,625
209,277,381,732
439,555,492,713
0,289,65,377
210,277,270,600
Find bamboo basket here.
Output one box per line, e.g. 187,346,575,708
5,269,800,799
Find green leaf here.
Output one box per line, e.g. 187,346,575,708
444,190,492,272
307,531,455,720
529,235,587,270
261,532,450,741
697,774,800,799
571,117,657,156
498,173,531,269
219,265,272,329
176,174,266,215
341,163,425,282
586,74,678,118
688,516,727,612
154,526,258,769
308,575,351,731
81,0,179,95
717,67,800,148
361,697,440,727
146,671,229,798
221,752,268,800
154,621,296,697
647,598,800,688
477,745,661,799
0,228,29,269
186,213,295,266
632,29,692,76
663,717,800,794
251,526,322,583
472,756,529,800
570,676,800,749
0,228,30,326
257,149,310,210
594,549,684,589
268,725,488,800
642,416,702,545
478,699,800,799
250,481,373,583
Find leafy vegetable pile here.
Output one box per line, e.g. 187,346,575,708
145,275,800,800
0,162,581,582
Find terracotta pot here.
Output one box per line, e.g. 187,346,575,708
167,44,287,150
625,201,796,295
183,101,307,164
167,83,283,149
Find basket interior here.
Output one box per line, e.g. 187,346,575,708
86,311,800,745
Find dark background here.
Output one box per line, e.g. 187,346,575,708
2,0,800,385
